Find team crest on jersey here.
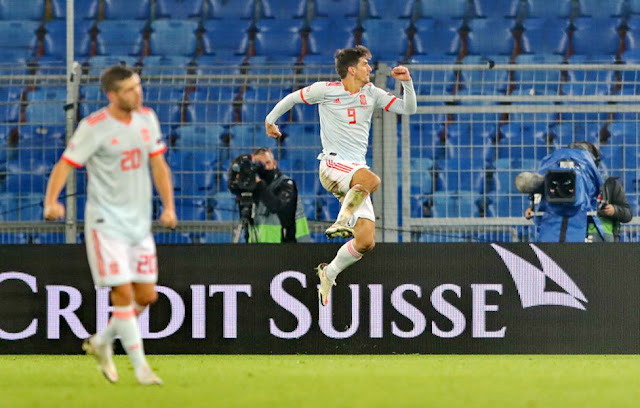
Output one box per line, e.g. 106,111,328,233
360,95,367,105
141,127,151,142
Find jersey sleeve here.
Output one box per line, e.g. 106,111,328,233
371,81,417,115
265,82,326,124
61,120,99,168
147,109,167,157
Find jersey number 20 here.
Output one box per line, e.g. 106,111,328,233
121,148,142,171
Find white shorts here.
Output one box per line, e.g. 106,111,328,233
318,159,375,224
85,229,158,288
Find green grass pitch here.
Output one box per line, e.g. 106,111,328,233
0,355,638,407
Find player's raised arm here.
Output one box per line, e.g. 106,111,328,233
265,81,327,138
381,65,417,115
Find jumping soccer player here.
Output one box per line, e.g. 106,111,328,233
264,46,417,306
44,66,177,385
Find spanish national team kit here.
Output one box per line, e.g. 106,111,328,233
62,107,167,287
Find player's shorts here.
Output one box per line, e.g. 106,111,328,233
318,158,375,224
85,228,158,287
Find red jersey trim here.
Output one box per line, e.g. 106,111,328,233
384,97,397,111
87,110,108,126
300,88,310,105
62,155,83,168
137,106,152,114
149,146,167,157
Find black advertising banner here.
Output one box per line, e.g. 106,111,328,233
0,243,638,354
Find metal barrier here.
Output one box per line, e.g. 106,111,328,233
2,62,640,243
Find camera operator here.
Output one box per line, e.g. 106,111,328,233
523,141,631,242
228,148,310,243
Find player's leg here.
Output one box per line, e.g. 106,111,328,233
129,235,162,385
325,167,380,238
81,229,127,383
318,198,376,306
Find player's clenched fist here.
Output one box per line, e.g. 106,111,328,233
391,66,411,81
265,120,282,139
159,208,178,229
44,202,65,220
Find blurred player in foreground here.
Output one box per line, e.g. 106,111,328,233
44,66,177,385
265,46,417,306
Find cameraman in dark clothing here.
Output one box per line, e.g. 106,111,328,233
525,141,632,241
228,148,310,243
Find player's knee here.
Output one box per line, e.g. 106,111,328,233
367,174,381,193
355,236,375,253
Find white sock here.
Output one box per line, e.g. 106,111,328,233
324,239,363,282
110,305,148,372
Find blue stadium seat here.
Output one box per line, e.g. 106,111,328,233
564,69,614,96
455,191,480,217
157,0,204,19
281,124,320,148
360,20,410,61
549,123,576,146
520,18,568,55
418,0,468,18
631,0,640,15
140,55,194,78
0,193,44,221
294,170,321,195
79,85,106,118
524,0,573,18
513,54,563,95
51,0,98,19
0,87,21,123
365,0,414,19
313,0,359,18
207,0,255,19
307,17,358,56
86,55,140,75
103,0,150,19
175,198,207,220
143,87,184,128
195,54,245,74
96,20,146,56
175,124,225,147
154,233,193,244
577,0,626,17
0,21,39,56
623,17,640,53
150,20,198,57
600,144,623,170
493,194,527,217
212,193,238,220
43,20,94,59
459,55,510,94
430,191,458,217
300,54,336,76
467,19,515,55
608,122,638,145
202,19,253,55
0,0,44,20
472,0,521,18
169,148,216,194
186,88,235,124
254,19,304,57
412,18,463,55
24,89,66,126
572,18,621,55
260,0,307,19
241,87,291,123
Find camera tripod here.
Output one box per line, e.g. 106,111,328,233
233,192,259,243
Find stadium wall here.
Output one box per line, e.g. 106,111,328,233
0,244,638,354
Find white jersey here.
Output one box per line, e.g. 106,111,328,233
62,107,167,244
266,80,416,163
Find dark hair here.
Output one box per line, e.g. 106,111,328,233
334,45,372,79
100,65,136,93
252,147,273,156
569,141,601,166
